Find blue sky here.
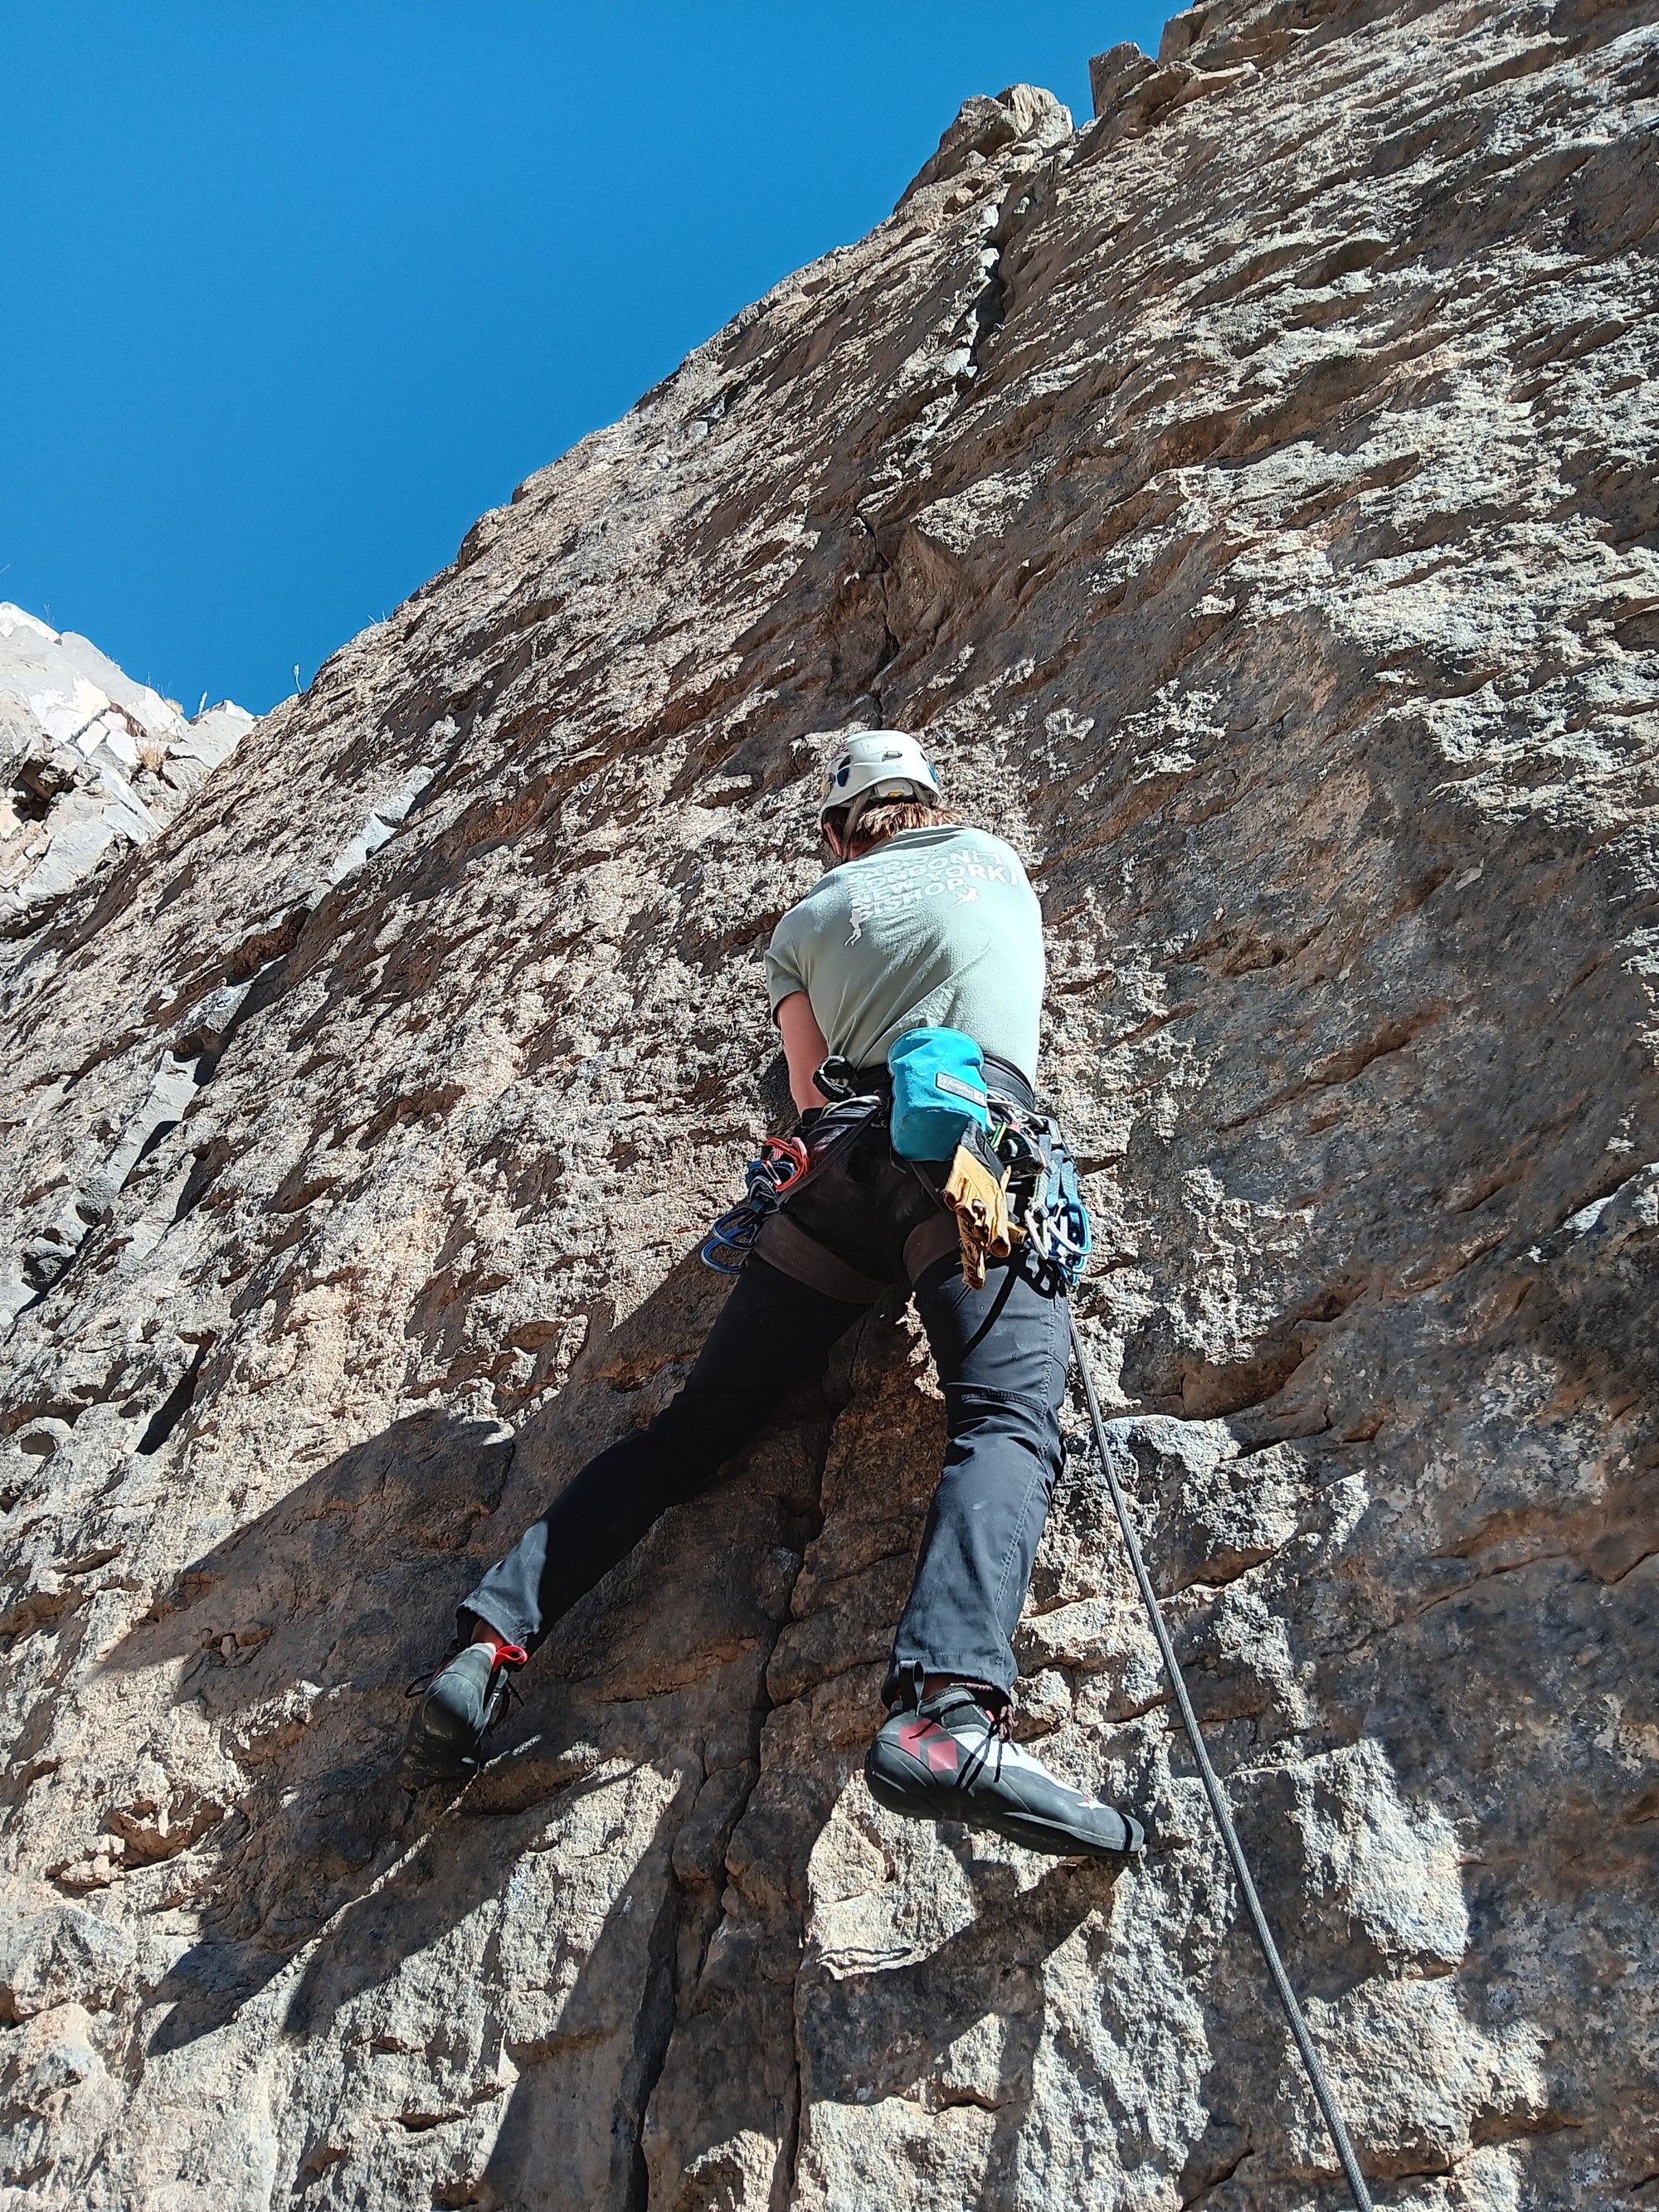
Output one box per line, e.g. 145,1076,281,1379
5,4,1168,713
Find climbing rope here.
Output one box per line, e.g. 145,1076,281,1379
1068,1315,1377,2212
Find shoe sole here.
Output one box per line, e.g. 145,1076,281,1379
401,1715,486,1787
400,1748,479,1787
401,1666,504,1787
866,1765,1145,1860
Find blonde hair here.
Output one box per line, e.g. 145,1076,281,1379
838,800,964,854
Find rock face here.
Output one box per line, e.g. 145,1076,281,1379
2,1,1656,2204
0,605,251,937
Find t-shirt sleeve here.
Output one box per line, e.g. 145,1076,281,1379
764,915,809,1019
985,832,1034,893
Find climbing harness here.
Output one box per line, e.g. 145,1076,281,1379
1068,1318,1377,2212
698,1033,1090,1299
698,1135,811,1274
698,1070,893,1280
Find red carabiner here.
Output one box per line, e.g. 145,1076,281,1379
761,1134,810,1194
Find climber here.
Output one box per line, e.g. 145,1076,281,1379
403,730,1145,1861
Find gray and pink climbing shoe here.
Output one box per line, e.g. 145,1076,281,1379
865,1685,1145,1860
401,1635,527,1785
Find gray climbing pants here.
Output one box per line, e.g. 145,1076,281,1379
463,1095,1070,1702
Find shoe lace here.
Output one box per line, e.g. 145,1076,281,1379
927,1686,1011,1790
405,1638,528,1701
404,1639,464,1699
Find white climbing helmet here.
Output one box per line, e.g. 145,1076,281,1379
816,729,941,836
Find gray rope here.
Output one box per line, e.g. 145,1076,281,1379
1068,1315,1376,2212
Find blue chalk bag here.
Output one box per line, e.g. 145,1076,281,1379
887,1027,991,1161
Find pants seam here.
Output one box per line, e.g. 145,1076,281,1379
985,1288,1066,1621
989,1453,1048,1620
943,1381,1053,1413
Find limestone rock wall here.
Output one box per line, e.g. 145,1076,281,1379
0,605,251,940
2,1,1656,2205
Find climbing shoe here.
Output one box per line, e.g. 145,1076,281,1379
864,1685,1145,1860
401,1636,527,1786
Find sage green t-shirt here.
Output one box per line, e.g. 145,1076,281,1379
764,825,1044,1079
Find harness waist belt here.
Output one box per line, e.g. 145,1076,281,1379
853,1053,1037,1110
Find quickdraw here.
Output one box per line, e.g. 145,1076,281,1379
984,1101,1092,1292
698,1135,811,1274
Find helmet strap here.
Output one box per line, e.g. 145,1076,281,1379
840,780,930,849
840,789,878,846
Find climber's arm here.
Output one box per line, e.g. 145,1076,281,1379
776,991,830,1112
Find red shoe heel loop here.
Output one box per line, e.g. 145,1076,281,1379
492,1643,528,1670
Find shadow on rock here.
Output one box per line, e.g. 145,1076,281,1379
102,1407,521,1697
95,1408,518,2051
801,1850,1131,2210
110,1258,847,2185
